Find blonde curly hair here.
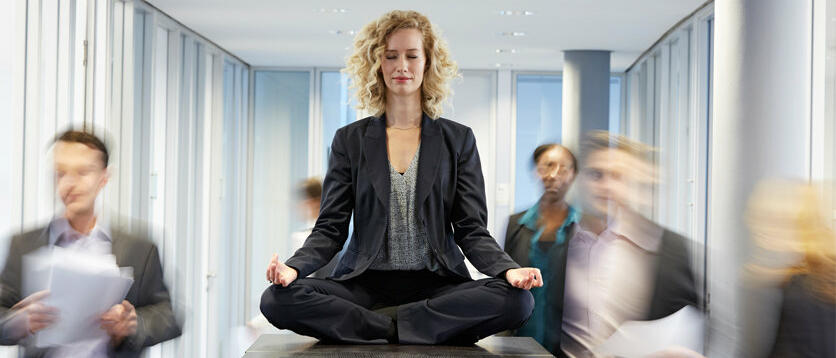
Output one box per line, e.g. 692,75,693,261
343,10,459,119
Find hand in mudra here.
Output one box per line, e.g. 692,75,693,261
505,267,543,290
266,253,298,287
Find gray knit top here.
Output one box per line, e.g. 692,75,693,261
370,142,441,272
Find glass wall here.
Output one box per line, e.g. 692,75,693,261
512,74,623,213
320,71,356,174
117,4,251,357
625,12,713,244
624,4,714,316
249,70,311,327
513,75,563,212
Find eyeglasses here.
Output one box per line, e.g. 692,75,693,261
536,163,573,177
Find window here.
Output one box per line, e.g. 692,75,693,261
319,71,356,174
249,70,311,325
513,74,563,212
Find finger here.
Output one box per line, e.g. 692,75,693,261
100,322,115,332
534,269,544,286
122,301,135,316
272,268,281,285
110,305,125,317
30,315,58,325
13,290,50,309
31,303,59,315
30,321,53,332
120,301,134,318
126,320,138,334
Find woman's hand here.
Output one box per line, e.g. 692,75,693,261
266,253,299,287
505,267,543,290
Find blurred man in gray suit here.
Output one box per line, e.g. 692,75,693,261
0,130,181,357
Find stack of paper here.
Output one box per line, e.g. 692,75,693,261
594,306,705,357
22,247,134,347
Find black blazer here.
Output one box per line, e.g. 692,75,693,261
285,114,520,281
768,275,836,358
504,211,699,356
0,225,182,358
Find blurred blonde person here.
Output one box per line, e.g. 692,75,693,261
745,180,835,358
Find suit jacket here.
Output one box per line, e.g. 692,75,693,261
0,225,182,358
286,114,520,281
768,274,836,358
504,211,698,356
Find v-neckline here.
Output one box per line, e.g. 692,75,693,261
389,142,421,176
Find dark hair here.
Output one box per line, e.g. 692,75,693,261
532,143,578,174
55,130,109,168
297,177,323,200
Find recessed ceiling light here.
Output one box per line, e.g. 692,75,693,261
499,32,526,37
495,48,519,54
495,63,514,68
497,10,534,16
317,8,349,13
329,30,356,36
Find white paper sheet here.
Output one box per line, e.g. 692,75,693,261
594,305,704,358
22,247,134,347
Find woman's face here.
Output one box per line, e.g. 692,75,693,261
380,28,426,98
536,147,576,203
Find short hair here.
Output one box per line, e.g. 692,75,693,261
343,10,459,119
54,130,109,168
580,130,655,166
532,143,578,174
297,177,322,201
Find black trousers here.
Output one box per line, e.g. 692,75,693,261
260,270,534,344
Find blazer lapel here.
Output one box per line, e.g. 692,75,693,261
34,226,50,249
110,231,127,267
415,114,442,214
362,116,391,213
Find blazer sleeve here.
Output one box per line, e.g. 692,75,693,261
503,215,526,266
0,235,24,345
118,243,181,352
285,127,354,278
451,128,520,278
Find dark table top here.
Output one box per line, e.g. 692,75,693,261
243,334,554,358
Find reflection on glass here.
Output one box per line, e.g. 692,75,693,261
320,71,356,173
514,75,563,212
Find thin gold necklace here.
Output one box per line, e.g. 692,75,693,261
388,126,420,130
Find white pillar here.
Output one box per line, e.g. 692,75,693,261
708,0,812,356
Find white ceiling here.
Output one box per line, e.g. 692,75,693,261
146,0,706,71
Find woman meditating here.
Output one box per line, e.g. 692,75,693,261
260,10,541,345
